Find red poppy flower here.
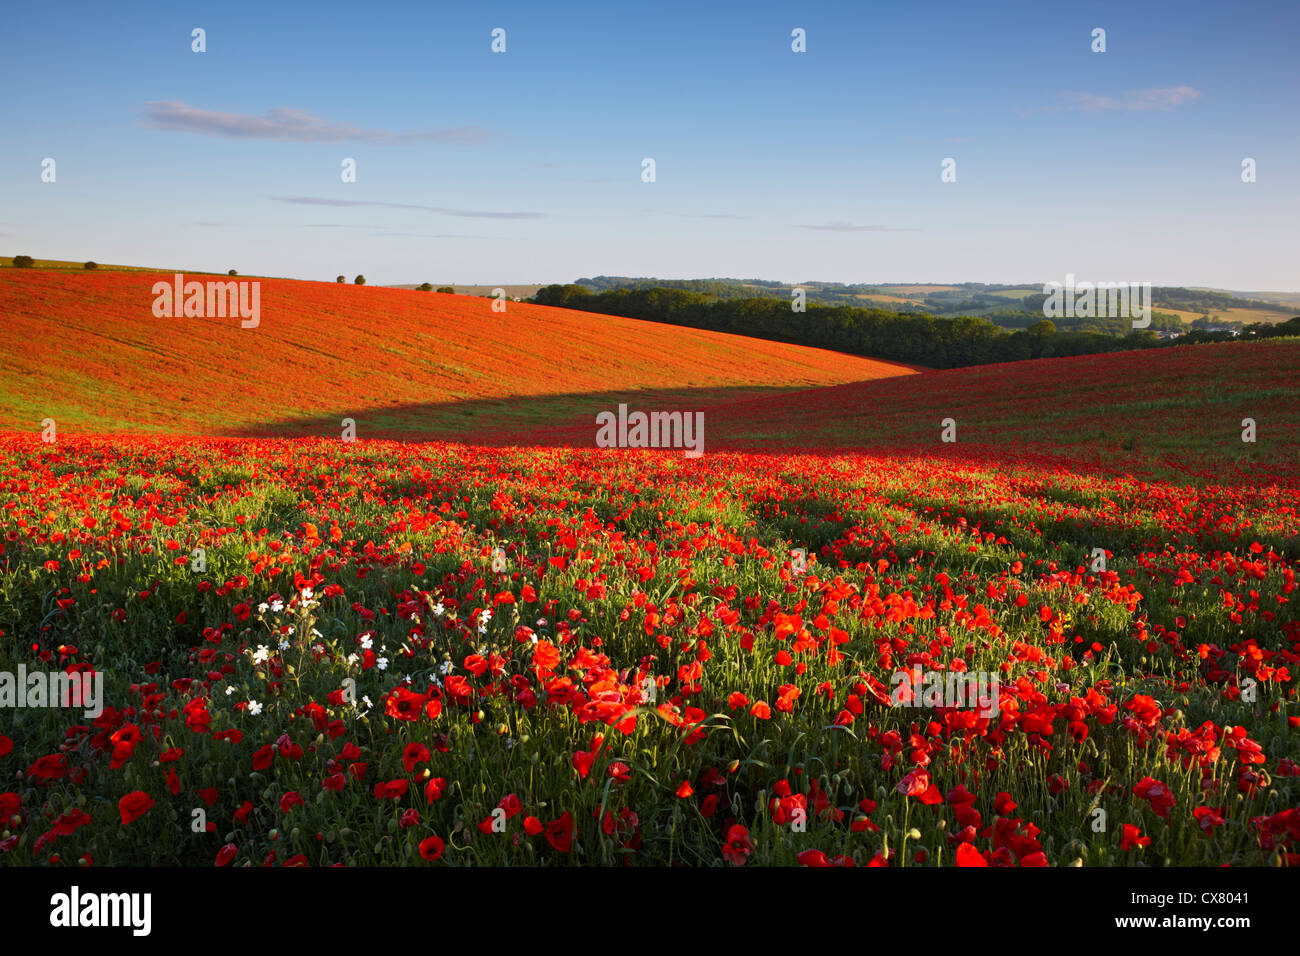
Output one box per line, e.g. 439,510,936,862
797,849,832,867
721,824,754,866
0,792,21,822
118,790,154,825
418,835,445,861
402,742,431,773
373,779,409,801
1120,824,1151,850
251,745,274,771
384,686,428,722
27,754,67,781
955,842,988,867
51,808,92,836
532,641,561,673
897,767,930,797
545,811,574,852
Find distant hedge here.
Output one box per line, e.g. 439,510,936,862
532,284,1300,369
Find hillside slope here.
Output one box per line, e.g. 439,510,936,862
0,269,916,437
505,338,1300,477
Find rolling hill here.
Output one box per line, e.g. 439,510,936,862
0,268,916,438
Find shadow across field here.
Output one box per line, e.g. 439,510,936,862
221,384,797,443
214,373,1300,489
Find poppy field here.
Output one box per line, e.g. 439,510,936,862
0,269,913,439
2,390,1298,866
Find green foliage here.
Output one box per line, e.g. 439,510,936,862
12,255,35,268
354,275,366,286
436,286,455,294
83,261,98,270
530,286,1298,370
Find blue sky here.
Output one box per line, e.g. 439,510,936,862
1,0,1296,288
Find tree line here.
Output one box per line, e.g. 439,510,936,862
531,284,1300,369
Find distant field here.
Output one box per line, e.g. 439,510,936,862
855,293,919,306
1154,306,1297,326
388,284,548,299
1200,289,1300,310
877,284,961,294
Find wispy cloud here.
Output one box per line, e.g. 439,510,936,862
144,101,492,145
1062,86,1203,111
271,196,546,220
795,221,918,232
373,232,513,240
1024,85,1203,115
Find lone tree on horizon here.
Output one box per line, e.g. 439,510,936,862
354,275,366,285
